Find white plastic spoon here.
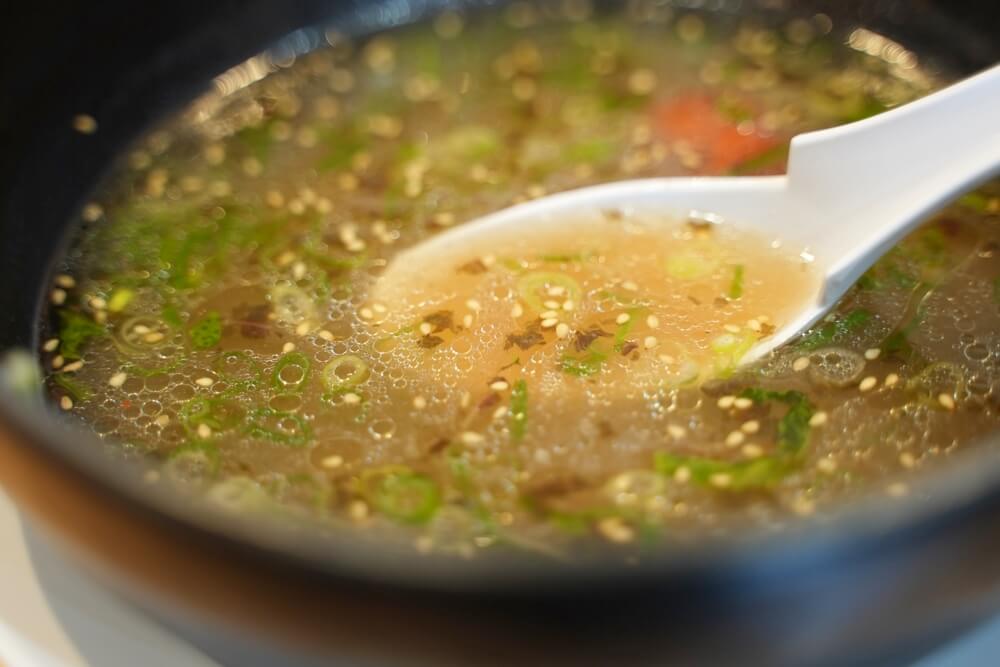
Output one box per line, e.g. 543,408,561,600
380,64,1000,363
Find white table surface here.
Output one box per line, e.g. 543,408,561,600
3,485,1000,667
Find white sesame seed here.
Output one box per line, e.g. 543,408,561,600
466,299,482,312
50,289,67,305
717,395,736,409
62,360,84,373
318,329,335,342
562,300,574,312
412,395,427,409
817,458,837,473
673,466,691,483
622,280,638,291
885,373,900,387
43,338,59,352
809,411,828,427
360,308,374,319
197,424,212,439
295,321,311,336
556,323,571,339
543,300,561,310
292,261,307,281
724,324,741,333
646,315,660,328
144,331,165,344
597,517,634,543
349,500,369,521
460,392,471,409
710,473,732,488
899,452,916,469
108,372,127,388
342,392,361,405
55,274,76,289
658,354,676,364
616,313,631,325
492,405,508,420
792,356,810,372
154,415,170,427
133,324,151,334
541,318,559,328
938,393,956,410
741,420,760,434
463,314,474,328
72,114,97,134
747,319,762,332
741,443,764,458
81,203,103,222
667,424,686,439
547,286,566,297
859,376,877,392
540,310,560,319
60,396,73,410
460,431,485,446
195,377,214,387
322,455,344,468
533,448,551,464
643,336,658,349
51,355,64,369
725,431,745,447
419,322,433,335
733,397,753,410
490,380,509,391
282,342,296,353
511,303,524,318
864,348,881,360
372,302,388,314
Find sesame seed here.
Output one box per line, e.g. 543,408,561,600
556,323,571,339
282,342,296,353
747,319,762,332
511,303,524,318
460,392,471,409
72,114,98,134
412,396,427,409
295,322,311,336
62,360,83,373
490,380,509,391
195,377,214,387
419,322,433,335
709,473,732,488
154,415,170,427
534,448,551,464
360,308,374,320
463,314,474,328
724,324,741,333
673,466,691,483
792,356,810,372
643,336,658,349
492,405,508,420
43,338,59,352
622,280,638,291
741,443,764,458
460,431,485,446
318,329,335,342
885,373,900,387
597,517,635,543
547,286,566,297
540,310,560,319
562,300,574,312
55,274,76,289
667,424,686,439
322,455,344,468
938,393,956,410
51,356,64,369
646,315,660,328
342,392,361,405
899,452,916,468
541,318,558,328
144,332,165,343
741,420,760,434
817,458,837,473
466,299,482,312
543,300,561,310
725,431,745,447
349,500,369,521
60,396,74,410
717,395,735,409
733,397,753,410
292,261,307,281
616,313,631,325
50,288,67,305
81,203,104,222
809,411,828,427
864,348,881,360
197,424,212,439
108,372,127,388
858,376,878,392
658,354,676,364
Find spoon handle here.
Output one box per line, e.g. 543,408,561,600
787,64,1000,302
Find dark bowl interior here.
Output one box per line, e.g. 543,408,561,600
2,1,1000,664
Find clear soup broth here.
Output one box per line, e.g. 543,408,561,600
42,4,1000,558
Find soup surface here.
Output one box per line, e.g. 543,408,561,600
42,5,1000,557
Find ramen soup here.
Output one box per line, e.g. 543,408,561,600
43,5,1000,557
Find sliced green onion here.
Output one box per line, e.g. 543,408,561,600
114,316,170,357
727,265,745,299
665,244,722,280
739,388,814,455
560,350,606,377
516,271,582,313
654,452,791,491
272,351,311,392
321,354,370,394
614,307,645,351
181,397,245,436
206,476,271,513
269,284,317,325
213,351,263,390
246,408,311,447
189,311,222,350
52,373,92,402
165,441,220,483
363,468,441,524
710,331,756,377
58,310,105,360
